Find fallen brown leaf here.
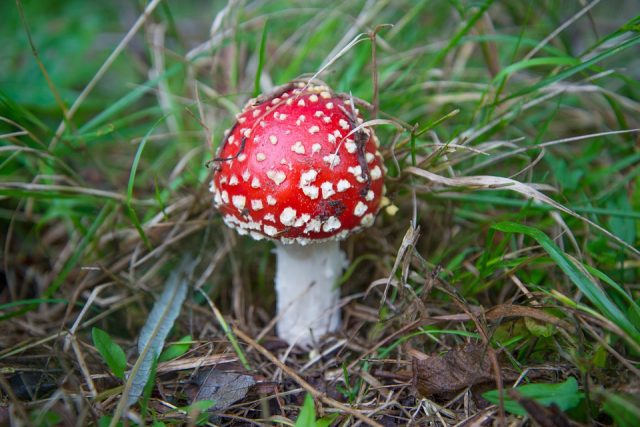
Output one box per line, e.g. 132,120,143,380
412,342,518,398
186,368,256,412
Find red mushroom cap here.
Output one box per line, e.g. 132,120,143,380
210,81,385,245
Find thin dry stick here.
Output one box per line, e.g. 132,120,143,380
233,327,384,427
524,0,600,60
69,337,98,397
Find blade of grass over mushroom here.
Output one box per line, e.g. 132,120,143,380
492,221,640,349
405,167,640,257
300,32,371,88
253,20,269,98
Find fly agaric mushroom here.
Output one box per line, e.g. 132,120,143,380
210,80,385,346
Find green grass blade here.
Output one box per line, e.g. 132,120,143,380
254,20,268,98
483,377,584,416
501,33,640,103
125,118,168,250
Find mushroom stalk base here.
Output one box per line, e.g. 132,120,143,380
274,240,345,347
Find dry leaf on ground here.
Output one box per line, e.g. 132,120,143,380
412,342,518,398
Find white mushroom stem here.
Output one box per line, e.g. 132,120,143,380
274,240,346,347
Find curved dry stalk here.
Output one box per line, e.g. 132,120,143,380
405,166,640,257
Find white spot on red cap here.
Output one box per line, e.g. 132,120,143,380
291,141,305,154
302,185,319,199
250,231,264,240
251,199,263,210
365,190,374,201
308,125,319,134
309,94,319,103
251,177,261,188
252,109,261,118
348,165,362,177
242,170,250,181
297,99,306,107
323,153,340,166
280,207,297,226
366,152,375,163
314,111,324,117
320,182,335,199
370,165,382,180
267,195,276,206
221,192,229,206
256,152,266,161
322,216,341,232
269,135,278,144
266,170,286,185
361,213,374,227
232,195,246,210
311,143,321,154
294,213,311,227
264,213,276,222
326,102,334,109
339,119,349,130
327,133,336,144
354,201,368,217
299,169,318,186
229,175,239,186
263,225,278,236
304,219,321,233
320,91,331,99
345,141,357,153
237,153,247,162
337,179,351,192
